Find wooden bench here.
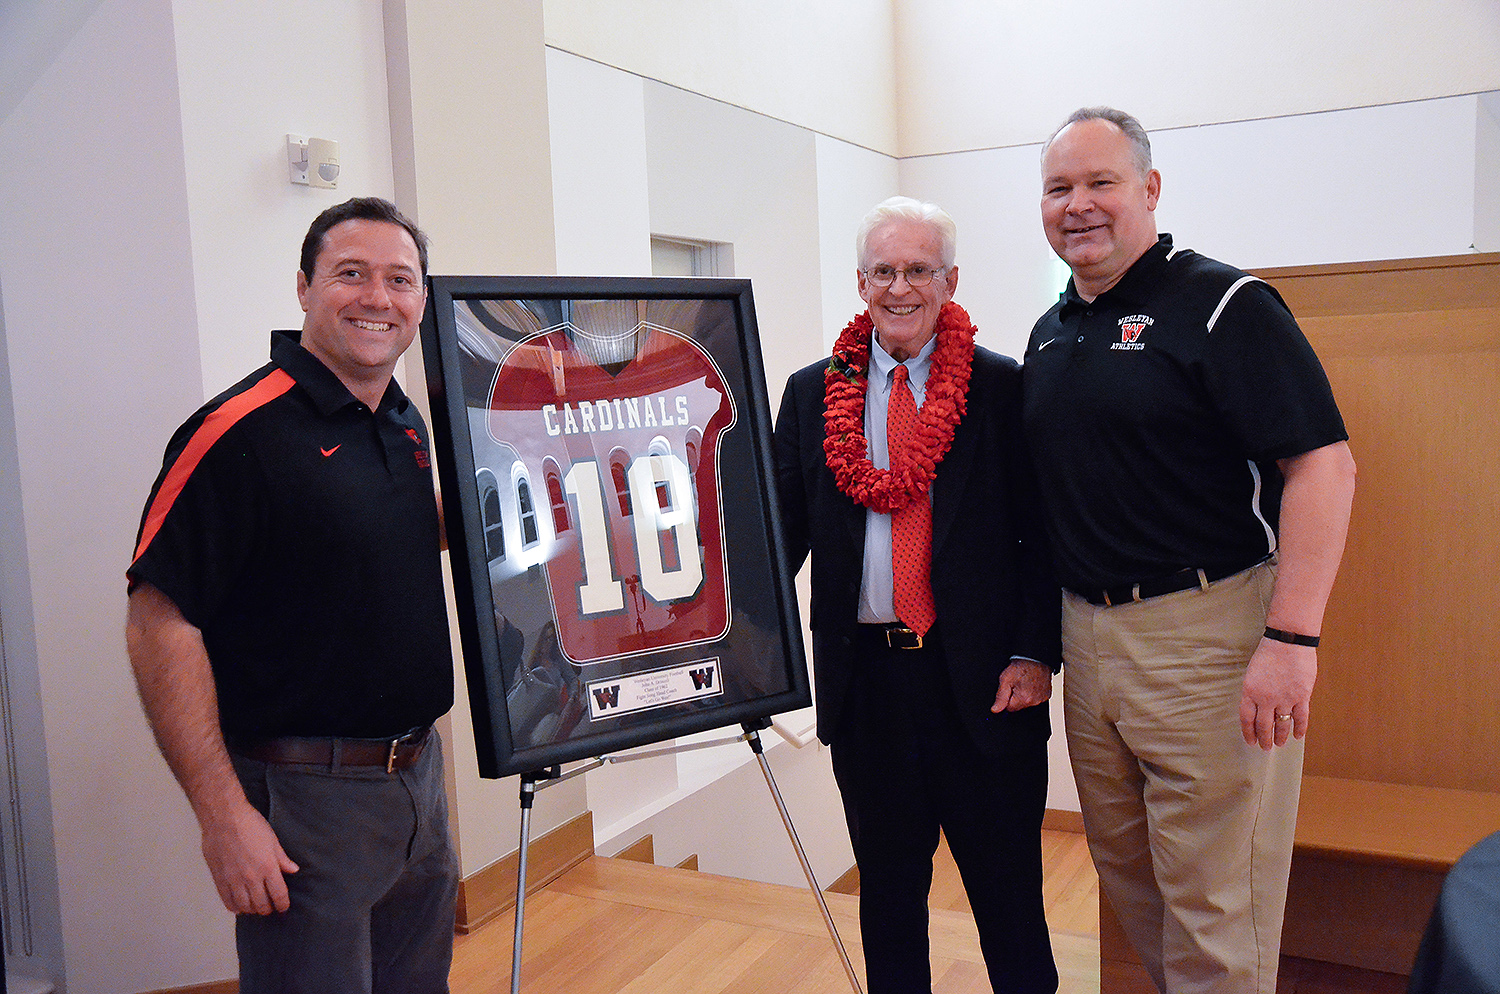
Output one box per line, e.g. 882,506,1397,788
1100,775,1500,993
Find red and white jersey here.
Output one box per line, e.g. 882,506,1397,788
486,323,736,664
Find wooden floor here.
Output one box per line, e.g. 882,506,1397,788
451,829,1100,993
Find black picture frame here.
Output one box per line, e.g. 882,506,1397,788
420,276,810,778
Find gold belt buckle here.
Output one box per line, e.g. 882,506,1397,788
887,626,924,649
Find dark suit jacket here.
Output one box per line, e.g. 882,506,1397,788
773,345,1060,756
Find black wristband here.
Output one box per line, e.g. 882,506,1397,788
1263,626,1320,648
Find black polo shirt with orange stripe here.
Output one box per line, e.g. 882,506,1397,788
1022,235,1347,592
128,332,452,739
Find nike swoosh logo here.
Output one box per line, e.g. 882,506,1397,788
321,445,341,457
1036,337,1059,351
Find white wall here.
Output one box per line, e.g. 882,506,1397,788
0,236,66,993
546,50,653,278
175,0,400,395
903,94,1490,364
0,0,103,121
0,2,209,990
894,0,1500,155
644,78,827,401
1,2,1497,990
597,735,854,890
899,144,1061,361
1477,92,1500,253
543,0,899,154
392,1,559,278
815,134,901,352
1151,98,1481,268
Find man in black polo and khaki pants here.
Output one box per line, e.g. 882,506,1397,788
126,197,456,993
1023,108,1358,993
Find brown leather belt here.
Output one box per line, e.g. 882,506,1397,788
233,726,432,773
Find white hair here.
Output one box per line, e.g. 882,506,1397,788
855,196,957,269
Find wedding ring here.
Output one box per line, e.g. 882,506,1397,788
1274,713,1292,722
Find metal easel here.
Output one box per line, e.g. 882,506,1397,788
508,719,862,994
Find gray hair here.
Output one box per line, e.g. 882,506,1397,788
855,196,957,269
1043,106,1153,178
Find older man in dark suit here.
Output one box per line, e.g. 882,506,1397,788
773,196,1060,993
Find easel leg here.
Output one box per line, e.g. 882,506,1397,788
506,762,593,993
744,725,864,994
510,775,537,994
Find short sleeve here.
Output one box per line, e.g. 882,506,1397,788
1201,279,1348,462
127,421,267,630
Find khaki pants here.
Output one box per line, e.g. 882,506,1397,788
1063,561,1302,994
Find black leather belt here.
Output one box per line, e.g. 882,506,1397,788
232,726,432,773
862,623,929,650
1070,562,1261,607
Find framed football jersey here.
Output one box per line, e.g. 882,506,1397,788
421,276,810,778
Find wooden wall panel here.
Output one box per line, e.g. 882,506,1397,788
1256,254,1500,792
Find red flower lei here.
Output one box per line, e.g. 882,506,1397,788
823,301,976,513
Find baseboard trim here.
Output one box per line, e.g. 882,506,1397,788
828,863,860,895
611,834,654,863
1043,807,1085,834
455,809,595,934
143,981,237,994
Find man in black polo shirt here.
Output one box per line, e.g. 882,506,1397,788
1023,108,1357,994
126,198,456,993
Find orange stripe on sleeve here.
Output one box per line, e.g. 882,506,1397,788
131,369,296,565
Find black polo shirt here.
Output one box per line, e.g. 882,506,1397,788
1022,235,1347,592
128,332,453,739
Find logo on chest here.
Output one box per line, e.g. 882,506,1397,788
1110,314,1153,351
405,427,431,468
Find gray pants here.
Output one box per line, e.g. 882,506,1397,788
232,731,459,994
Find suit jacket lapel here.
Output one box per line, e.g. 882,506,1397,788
839,480,866,550
930,398,981,559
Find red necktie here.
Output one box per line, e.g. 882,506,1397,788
888,365,936,636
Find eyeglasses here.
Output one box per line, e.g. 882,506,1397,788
862,264,946,288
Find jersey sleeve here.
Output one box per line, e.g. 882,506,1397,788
126,415,267,631
1201,279,1349,463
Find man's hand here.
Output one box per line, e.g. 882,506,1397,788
1238,637,1316,750
992,659,1053,712
1234,440,1354,751
126,584,299,914
201,800,300,915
